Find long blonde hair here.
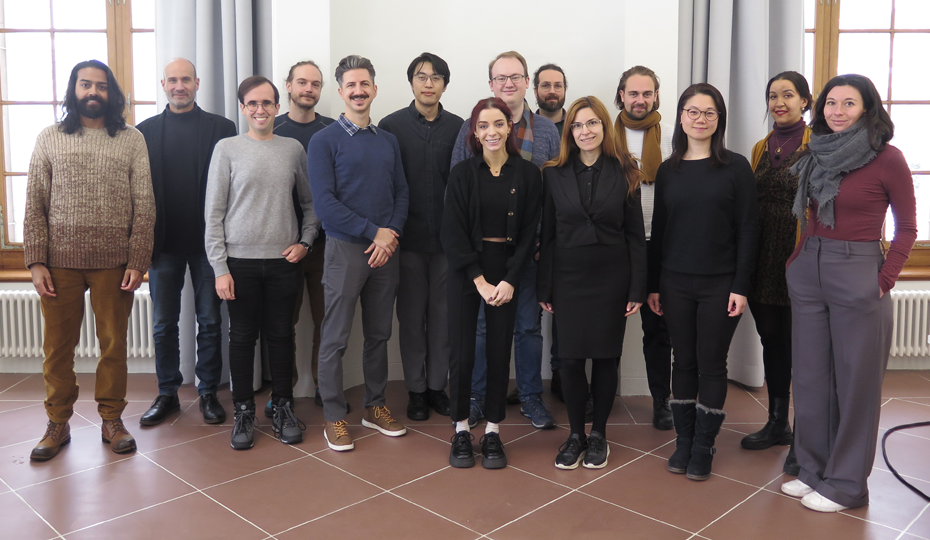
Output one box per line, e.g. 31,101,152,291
543,96,643,197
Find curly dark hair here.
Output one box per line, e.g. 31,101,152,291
59,60,126,137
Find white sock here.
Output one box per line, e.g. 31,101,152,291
455,420,470,433
485,422,500,434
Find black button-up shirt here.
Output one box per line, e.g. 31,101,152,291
574,153,603,213
379,101,464,253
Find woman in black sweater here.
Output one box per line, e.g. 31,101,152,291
647,83,758,481
537,96,646,470
441,98,541,470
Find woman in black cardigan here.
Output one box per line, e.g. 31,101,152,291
647,83,758,481
441,98,541,470
537,96,646,470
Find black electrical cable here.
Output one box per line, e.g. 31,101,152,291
881,421,930,502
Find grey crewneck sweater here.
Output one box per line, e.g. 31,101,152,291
205,134,320,277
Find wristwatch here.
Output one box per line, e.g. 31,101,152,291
299,241,310,250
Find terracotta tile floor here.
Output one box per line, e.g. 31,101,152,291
1,371,929,540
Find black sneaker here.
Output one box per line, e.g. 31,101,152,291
428,389,451,416
449,430,476,468
271,397,306,444
479,432,507,469
583,431,609,469
230,400,256,450
555,433,587,470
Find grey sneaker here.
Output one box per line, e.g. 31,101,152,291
468,398,485,429
520,395,556,429
271,397,306,444
231,400,256,450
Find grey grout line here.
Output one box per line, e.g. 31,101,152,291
268,492,386,537
169,399,200,427
899,502,930,540
0,475,66,540
485,489,577,536
899,397,930,408
59,492,199,538
386,490,486,537
691,484,768,538
8,454,137,492
0,374,34,396
574,490,700,536
196,454,312,491
872,465,930,486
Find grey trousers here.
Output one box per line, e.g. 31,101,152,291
396,250,449,394
318,237,400,422
787,236,892,508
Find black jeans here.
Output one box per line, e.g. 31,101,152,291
226,257,299,402
661,270,741,410
748,301,792,399
640,301,672,400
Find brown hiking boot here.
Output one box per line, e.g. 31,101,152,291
324,420,354,451
30,421,71,461
102,418,137,454
362,405,407,437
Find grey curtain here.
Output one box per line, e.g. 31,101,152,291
678,0,804,387
154,0,273,130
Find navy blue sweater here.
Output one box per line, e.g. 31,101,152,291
307,121,409,244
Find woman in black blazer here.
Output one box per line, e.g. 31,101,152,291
442,98,542,470
538,96,646,470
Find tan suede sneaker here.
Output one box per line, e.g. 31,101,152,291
362,405,407,437
30,420,71,461
102,418,137,454
324,420,355,451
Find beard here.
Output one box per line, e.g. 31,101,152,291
78,96,108,119
168,91,195,110
626,104,653,121
290,92,319,111
538,94,564,113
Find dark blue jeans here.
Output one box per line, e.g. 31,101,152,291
148,251,223,396
471,259,543,402
226,257,299,402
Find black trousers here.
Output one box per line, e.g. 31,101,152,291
448,242,518,424
661,270,741,410
226,257,299,402
748,301,792,399
640,301,672,400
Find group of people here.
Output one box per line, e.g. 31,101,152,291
23,49,915,514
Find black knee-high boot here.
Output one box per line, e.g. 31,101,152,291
668,399,696,474
687,403,726,481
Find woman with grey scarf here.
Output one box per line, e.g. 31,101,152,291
780,74,916,513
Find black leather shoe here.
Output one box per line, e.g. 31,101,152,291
140,395,180,426
200,393,226,424
653,397,674,431
428,389,451,416
480,432,507,469
407,391,429,421
449,430,476,468
506,387,521,405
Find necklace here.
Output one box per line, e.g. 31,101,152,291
771,133,796,155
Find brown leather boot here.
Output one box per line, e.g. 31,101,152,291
102,418,137,454
30,421,71,461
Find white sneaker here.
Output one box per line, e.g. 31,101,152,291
781,479,815,498
801,491,848,512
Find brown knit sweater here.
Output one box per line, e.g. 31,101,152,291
24,125,156,272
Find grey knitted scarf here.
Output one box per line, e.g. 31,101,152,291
790,120,877,229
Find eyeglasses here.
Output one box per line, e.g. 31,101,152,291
537,82,564,91
414,73,445,84
570,119,602,132
244,100,276,112
491,74,526,85
682,108,719,121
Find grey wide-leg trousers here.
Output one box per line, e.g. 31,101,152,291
787,236,892,508
318,237,400,422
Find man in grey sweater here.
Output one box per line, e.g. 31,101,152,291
204,76,320,451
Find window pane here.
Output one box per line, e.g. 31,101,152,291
132,32,156,102
1,0,51,28
2,105,57,173
54,32,108,100
804,0,816,30
837,33,891,101
0,33,53,101
131,0,154,29
887,176,930,241
804,33,814,91
892,34,930,100
891,104,930,172
51,0,105,30
839,0,892,29
894,0,930,30
133,104,157,125
5,175,26,243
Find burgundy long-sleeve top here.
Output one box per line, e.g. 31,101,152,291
787,145,917,293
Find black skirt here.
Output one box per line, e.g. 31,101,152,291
552,243,631,359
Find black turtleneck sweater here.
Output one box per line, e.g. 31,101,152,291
162,107,202,255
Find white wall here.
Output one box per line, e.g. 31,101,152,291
270,0,680,395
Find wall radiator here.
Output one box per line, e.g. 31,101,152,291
891,290,930,357
0,290,154,358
